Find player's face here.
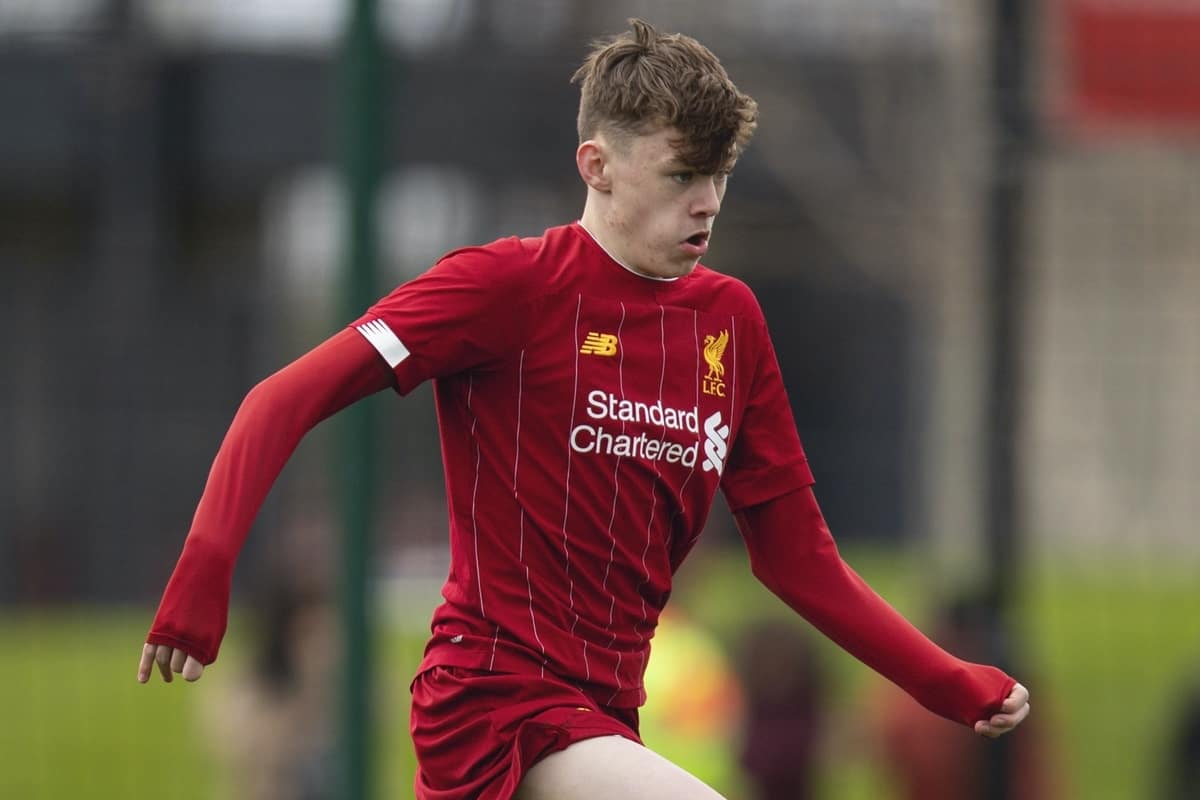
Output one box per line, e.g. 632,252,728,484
601,127,730,279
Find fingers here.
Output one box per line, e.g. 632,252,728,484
182,656,205,682
974,683,1031,738
137,643,205,684
974,702,1029,737
155,645,173,683
137,643,157,683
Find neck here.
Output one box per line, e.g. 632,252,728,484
578,203,677,282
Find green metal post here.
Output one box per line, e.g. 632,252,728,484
983,0,1030,796
338,1,384,797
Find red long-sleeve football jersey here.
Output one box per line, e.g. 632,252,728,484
353,223,813,706
149,221,1014,725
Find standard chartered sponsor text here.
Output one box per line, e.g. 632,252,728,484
586,390,699,432
571,390,700,466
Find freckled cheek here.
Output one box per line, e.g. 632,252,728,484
605,207,632,235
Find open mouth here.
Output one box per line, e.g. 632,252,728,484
685,232,709,247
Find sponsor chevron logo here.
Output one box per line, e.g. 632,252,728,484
700,411,730,475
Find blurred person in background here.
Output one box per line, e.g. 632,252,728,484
872,594,1060,800
639,608,748,793
137,18,1029,800
1162,676,1200,800
736,620,826,800
203,575,337,800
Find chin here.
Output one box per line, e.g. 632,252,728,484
651,265,691,279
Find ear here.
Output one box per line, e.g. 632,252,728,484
576,140,612,192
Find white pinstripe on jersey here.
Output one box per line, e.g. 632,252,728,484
513,348,548,675
669,309,704,547
635,304,669,678
728,316,738,468
601,302,629,695
466,374,486,618
465,372,503,668
561,295,585,677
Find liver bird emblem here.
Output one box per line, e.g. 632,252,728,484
703,330,729,382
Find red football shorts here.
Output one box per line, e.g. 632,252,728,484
409,666,643,800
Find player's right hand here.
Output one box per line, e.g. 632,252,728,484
137,642,205,684
973,682,1029,738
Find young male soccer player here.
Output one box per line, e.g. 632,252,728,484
138,19,1030,799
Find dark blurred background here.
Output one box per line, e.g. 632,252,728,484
2,2,1199,799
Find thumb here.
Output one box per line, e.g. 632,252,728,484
1003,682,1029,712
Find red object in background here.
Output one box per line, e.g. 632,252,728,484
1064,0,1200,133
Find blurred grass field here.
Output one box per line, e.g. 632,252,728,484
2,546,1198,799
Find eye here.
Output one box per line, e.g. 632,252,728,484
671,172,694,184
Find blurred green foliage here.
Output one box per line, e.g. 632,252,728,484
2,546,1198,799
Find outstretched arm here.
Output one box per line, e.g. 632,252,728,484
734,486,1029,736
137,328,393,684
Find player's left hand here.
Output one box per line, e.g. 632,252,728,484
137,642,205,684
974,682,1029,737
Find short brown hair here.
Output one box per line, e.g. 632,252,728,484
572,18,758,175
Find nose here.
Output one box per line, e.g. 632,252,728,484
691,176,722,218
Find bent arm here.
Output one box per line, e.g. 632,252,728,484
146,328,393,664
734,487,1016,727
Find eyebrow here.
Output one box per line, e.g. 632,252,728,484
660,158,692,171
661,160,735,176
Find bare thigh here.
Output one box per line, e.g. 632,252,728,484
512,735,728,800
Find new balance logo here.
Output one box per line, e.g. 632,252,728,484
580,332,618,356
701,411,730,475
